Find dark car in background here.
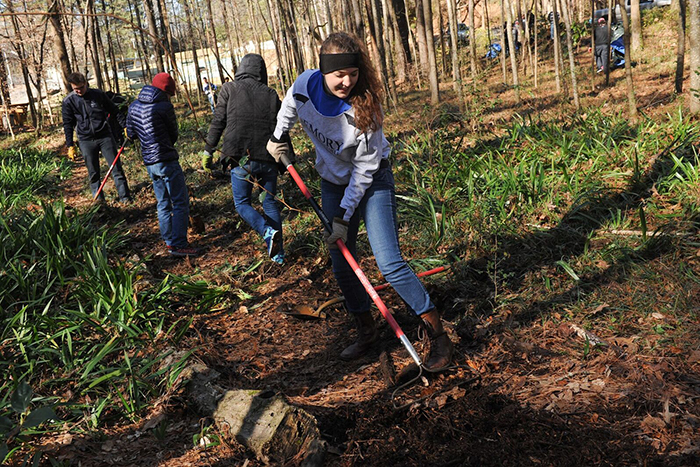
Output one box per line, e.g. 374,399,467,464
594,0,671,21
443,22,470,45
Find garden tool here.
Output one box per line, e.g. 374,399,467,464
291,266,450,320
93,139,127,202
278,153,423,370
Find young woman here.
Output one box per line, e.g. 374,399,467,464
267,32,453,371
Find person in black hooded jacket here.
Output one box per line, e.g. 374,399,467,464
202,54,284,264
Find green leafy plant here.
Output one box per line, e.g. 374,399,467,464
0,381,58,465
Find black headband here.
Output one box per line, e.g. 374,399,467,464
319,53,360,74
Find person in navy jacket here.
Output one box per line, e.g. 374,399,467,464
126,73,200,257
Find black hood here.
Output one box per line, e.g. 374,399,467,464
235,54,267,85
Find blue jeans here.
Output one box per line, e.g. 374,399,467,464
321,166,434,316
78,134,130,201
146,160,190,249
231,161,282,251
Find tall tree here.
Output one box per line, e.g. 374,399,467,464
6,0,39,127
420,0,440,104
203,0,225,82
48,0,72,91
445,0,464,106
505,0,520,102
618,0,638,121
673,0,686,94
560,0,580,108
143,0,165,72
468,0,478,82
630,0,643,54
689,0,700,113
218,0,237,74
552,0,563,93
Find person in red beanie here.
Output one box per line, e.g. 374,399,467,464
126,73,202,257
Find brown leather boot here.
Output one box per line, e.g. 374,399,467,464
420,309,454,372
340,311,379,360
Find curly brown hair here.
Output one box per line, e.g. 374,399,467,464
320,32,383,134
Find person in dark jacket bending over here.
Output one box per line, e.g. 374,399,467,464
126,73,200,257
62,72,131,203
202,54,284,264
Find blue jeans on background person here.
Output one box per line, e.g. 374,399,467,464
146,160,190,249
78,134,131,202
231,160,283,253
321,165,434,317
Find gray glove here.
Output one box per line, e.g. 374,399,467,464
266,139,289,164
324,217,349,249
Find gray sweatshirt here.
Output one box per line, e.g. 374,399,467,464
273,70,390,222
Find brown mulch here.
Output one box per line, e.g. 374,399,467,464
30,50,700,466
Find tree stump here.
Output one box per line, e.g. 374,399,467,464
213,389,323,465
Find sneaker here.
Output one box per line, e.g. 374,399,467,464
271,252,284,265
170,246,202,257
263,227,282,258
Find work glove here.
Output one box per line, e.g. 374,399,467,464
67,146,77,161
266,139,289,164
324,217,349,249
201,150,214,174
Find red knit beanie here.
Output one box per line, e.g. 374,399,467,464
152,73,176,96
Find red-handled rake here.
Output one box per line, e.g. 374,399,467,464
93,140,128,202
280,154,424,369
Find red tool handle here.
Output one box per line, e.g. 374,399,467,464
281,155,422,366
93,140,127,202
373,266,448,292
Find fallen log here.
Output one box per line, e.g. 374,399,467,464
163,351,326,465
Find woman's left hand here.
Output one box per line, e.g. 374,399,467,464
324,217,349,249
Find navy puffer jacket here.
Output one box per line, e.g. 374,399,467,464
126,85,179,165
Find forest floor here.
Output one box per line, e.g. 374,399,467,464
11,21,700,467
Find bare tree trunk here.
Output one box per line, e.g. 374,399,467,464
132,0,154,82
534,0,539,88
350,0,365,40
415,0,429,81
630,0,643,54
500,0,508,84
48,0,72,91
218,0,237,74
420,0,440,103
7,0,39,128
618,0,638,121
93,4,111,91
158,0,178,73
560,0,580,108
689,0,700,113
203,0,226,82
100,0,119,92
605,0,613,85
143,0,165,72
436,0,448,76
552,0,562,92
183,0,203,106
386,0,408,83
468,0,478,82
446,0,464,105
505,0,520,102
674,0,686,94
